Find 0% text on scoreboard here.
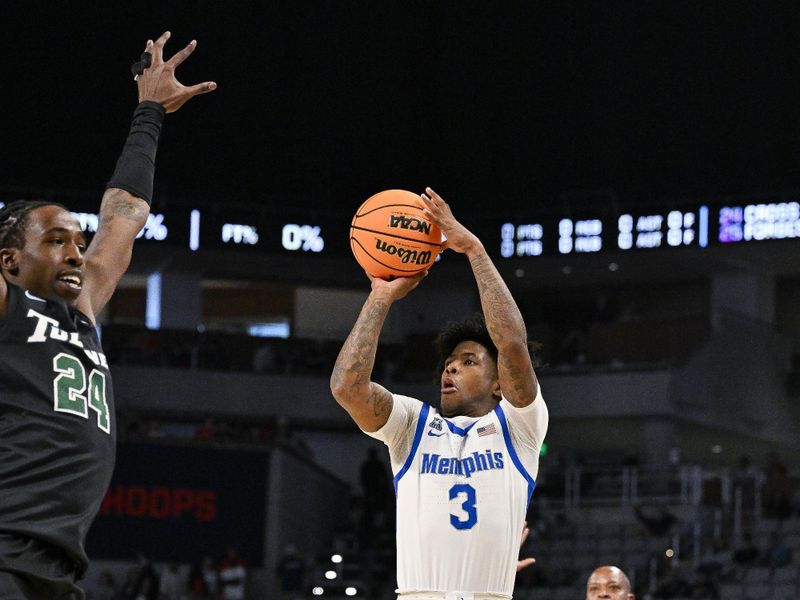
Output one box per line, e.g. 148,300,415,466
281,224,325,253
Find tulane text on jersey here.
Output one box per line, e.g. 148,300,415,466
26,308,109,368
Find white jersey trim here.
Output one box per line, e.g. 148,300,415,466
494,402,536,507
392,402,430,493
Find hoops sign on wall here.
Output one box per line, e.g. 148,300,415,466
86,443,268,563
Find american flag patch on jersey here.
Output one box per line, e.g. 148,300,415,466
477,423,497,437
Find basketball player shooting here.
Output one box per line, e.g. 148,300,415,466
0,32,214,599
331,188,548,600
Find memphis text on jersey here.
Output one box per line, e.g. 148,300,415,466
421,449,505,479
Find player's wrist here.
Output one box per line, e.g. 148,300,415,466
463,238,486,258
369,289,399,304
372,282,413,305
105,102,166,205
136,99,167,114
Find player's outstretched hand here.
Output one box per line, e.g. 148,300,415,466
367,269,427,301
517,521,536,573
136,31,217,113
420,187,482,255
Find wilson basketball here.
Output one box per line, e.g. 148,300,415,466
350,189,443,279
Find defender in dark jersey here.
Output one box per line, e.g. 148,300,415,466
0,31,215,599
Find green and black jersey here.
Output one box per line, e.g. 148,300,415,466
0,283,115,577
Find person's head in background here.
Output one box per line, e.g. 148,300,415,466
586,565,635,600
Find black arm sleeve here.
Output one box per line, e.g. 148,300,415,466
105,101,166,205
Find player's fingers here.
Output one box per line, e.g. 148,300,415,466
425,187,444,203
421,195,445,221
516,558,536,572
168,40,197,68
185,81,218,96
152,30,171,64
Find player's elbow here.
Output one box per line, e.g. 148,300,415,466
329,376,344,402
330,375,366,409
329,373,352,405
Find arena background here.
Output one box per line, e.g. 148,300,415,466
2,3,800,599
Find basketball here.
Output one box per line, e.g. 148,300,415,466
350,189,443,279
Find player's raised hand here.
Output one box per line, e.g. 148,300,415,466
420,187,482,255
367,269,427,301
135,31,217,113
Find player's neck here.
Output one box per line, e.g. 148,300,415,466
445,397,497,419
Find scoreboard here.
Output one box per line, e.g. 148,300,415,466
1,197,798,262
0,200,338,255
495,201,800,259
498,206,709,258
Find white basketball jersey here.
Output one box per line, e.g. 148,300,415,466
366,388,548,599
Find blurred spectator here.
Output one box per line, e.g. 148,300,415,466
219,545,246,600
732,533,760,566
188,555,219,599
121,551,160,600
158,562,184,600
729,455,758,508
88,570,117,600
187,560,208,598
276,543,306,600
762,451,791,518
359,448,392,537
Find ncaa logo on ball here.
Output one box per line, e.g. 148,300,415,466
388,214,432,235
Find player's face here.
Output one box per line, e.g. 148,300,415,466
586,567,633,600
440,340,500,417
6,206,86,304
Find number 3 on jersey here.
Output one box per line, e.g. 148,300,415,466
53,352,110,433
449,483,477,530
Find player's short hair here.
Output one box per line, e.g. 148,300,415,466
434,313,541,374
0,200,69,250
435,313,498,370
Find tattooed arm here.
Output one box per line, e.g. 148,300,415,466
421,187,538,408
78,190,150,322
331,272,426,432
